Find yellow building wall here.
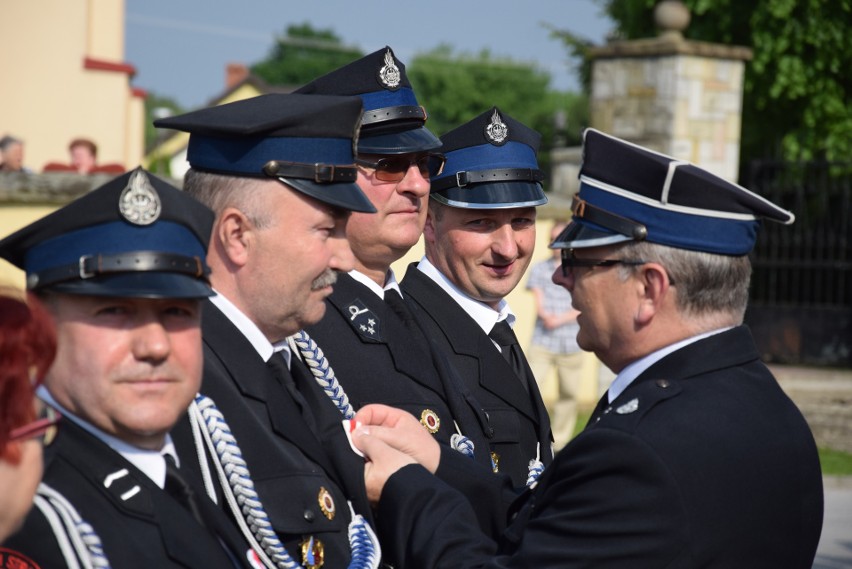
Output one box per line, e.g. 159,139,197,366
0,0,142,173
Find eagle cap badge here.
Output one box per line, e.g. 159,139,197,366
484,109,509,145
119,169,161,225
378,49,401,89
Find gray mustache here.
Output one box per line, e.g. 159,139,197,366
311,269,338,290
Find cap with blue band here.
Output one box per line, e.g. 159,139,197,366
155,93,376,213
0,168,215,298
551,129,795,255
295,46,440,155
430,107,548,210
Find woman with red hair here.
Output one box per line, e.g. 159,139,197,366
0,289,58,541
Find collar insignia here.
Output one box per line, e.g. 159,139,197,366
615,398,639,415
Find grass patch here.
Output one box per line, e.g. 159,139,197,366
819,447,852,477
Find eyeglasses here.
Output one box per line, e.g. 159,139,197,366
560,249,648,278
9,405,61,445
355,153,446,182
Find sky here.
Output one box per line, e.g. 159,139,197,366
125,0,615,110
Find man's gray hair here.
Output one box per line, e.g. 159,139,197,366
616,240,752,323
182,168,272,229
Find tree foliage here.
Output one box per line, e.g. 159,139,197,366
552,0,852,165
408,46,588,183
250,23,363,87
143,92,184,157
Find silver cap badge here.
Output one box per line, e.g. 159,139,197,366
485,109,509,145
119,169,161,225
378,49,401,89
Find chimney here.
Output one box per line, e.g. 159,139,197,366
226,63,249,89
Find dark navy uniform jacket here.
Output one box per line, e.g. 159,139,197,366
4,420,253,568
303,272,493,469
401,264,553,488
373,326,824,568
172,299,375,569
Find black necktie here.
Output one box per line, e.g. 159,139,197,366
163,455,243,567
489,320,531,393
163,454,209,529
267,352,318,433
384,289,422,338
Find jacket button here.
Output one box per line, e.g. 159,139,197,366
304,510,315,522
656,379,671,388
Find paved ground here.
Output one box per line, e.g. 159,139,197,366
813,478,852,568
769,365,852,568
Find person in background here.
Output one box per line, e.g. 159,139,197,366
525,220,583,448
0,135,31,173
68,138,98,174
0,290,57,543
349,128,823,569
1,168,257,568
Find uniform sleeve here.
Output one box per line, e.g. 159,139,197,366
376,428,691,569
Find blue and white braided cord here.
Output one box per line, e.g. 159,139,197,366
293,330,475,460
526,443,545,488
195,394,297,569
450,432,475,458
293,330,355,419
195,394,380,569
36,483,111,568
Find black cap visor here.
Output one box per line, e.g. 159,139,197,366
431,181,547,210
550,219,634,250
45,272,214,299
357,126,441,155
278,177,376,213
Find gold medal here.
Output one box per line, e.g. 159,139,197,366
301,536,325,569
491,451,500,473
318,486,335,520
419,409,440,433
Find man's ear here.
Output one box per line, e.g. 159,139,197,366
423,209,437,246
635,263,673,325
214,207,253,268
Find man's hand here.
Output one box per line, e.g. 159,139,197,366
353,404,442,472
352,426,417,505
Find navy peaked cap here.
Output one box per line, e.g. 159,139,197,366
0,167,215,298
430,107,547,209
551,129,795,254
295,46,440,155
154,93,375,213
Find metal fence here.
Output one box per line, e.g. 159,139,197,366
744,160,851,367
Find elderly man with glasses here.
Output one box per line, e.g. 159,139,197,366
346,129,824,569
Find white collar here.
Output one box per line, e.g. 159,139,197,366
348,268,402,299
417,257,514,334
37,387,177,489
608,327,734,403
210,290,291,368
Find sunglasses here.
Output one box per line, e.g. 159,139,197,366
356,153,446,182
560,249,648,278
9,405,61,446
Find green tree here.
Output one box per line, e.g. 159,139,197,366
251,23,363,87
408,45,588,187
143,92,183,157
551,0,852,166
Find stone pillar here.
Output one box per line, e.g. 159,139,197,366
587,0,752,181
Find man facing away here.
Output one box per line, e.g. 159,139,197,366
155,93,384,569
350,129,824,569
1,168,259,568
400,107,553,488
